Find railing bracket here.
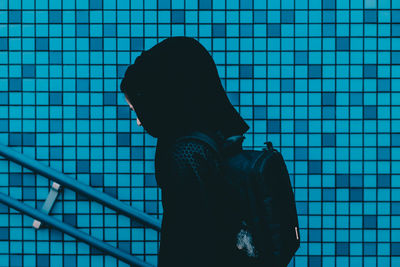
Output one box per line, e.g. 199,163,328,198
33,182,61,229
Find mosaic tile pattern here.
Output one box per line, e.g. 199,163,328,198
0,0,398,266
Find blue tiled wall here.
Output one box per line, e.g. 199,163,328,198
0,0,398,266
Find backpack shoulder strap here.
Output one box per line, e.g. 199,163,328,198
175,131,223,160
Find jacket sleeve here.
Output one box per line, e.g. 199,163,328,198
163,138,224,265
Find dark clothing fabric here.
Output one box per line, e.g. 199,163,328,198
155,131,247,267
119,37,251,266
120,36,249,139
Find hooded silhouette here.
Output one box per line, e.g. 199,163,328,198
120,36,249,140
120,37,250,267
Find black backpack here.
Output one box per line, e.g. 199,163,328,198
177,131,300,267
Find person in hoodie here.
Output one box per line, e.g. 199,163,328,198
120,36,251,267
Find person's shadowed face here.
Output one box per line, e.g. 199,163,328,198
124,92,142,127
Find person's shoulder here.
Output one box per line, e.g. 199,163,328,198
171,138,212,162
169,137,219,173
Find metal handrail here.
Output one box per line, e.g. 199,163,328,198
0,144,162,267
0,192,154,267
0,144,161,231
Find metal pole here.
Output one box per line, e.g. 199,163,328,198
0,144,161,231
0,192,154,267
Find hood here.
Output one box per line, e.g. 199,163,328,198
120,36,249,140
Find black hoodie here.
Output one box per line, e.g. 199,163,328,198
120,37,251,267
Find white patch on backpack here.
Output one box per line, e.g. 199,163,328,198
236,221,258,258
